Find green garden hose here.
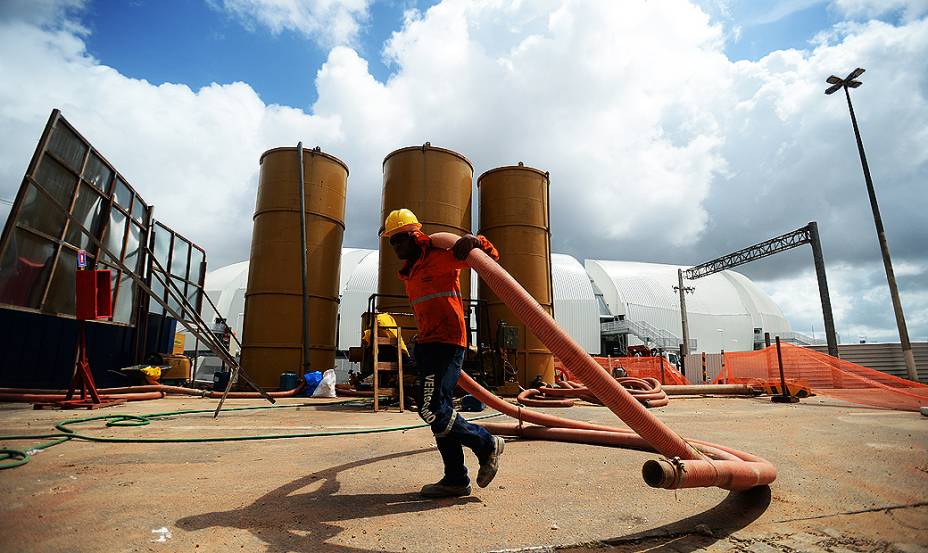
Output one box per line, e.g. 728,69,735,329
0,401,501,470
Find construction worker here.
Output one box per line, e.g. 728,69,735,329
382,208,505,498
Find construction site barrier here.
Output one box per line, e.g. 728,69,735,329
714,342,928,412
556,355,690,385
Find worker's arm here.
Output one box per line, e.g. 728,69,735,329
451,234,499,264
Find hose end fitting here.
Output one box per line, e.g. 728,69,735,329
642,457,685,489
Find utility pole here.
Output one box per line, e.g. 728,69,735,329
674,269,695,358
808,222,839,357
826,68,917,380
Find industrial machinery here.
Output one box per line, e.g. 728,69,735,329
348,144,478,404
348,293,497,406
348,156,557,399
377,143,474,313
240,146,348,388
478,163,555,386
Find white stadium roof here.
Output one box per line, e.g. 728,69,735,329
585,259,790,353
201,249,791,355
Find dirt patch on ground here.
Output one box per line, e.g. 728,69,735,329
1,395,926,552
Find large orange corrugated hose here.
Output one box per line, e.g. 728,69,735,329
431,233,776,491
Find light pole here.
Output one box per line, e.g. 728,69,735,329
826,68,918,380
674,268,695,358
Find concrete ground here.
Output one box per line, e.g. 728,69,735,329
0,393,926,553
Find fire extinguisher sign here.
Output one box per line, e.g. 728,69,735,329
77,250,88,269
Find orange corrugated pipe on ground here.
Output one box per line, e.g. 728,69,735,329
0,382,305,403
517,377,669,408
516,388,577,408
431,232,776,491
0,391,165,403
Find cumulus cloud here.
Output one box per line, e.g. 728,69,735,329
0,0,86,29
0,4,343,267
762,260,928,343
834,0,928,21
0,0,925,343
210,0,371,48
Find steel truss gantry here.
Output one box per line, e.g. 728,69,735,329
684,222,839,357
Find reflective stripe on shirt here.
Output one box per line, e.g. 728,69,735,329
410,290,461,306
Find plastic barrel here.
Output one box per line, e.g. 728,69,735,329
279,371,299,391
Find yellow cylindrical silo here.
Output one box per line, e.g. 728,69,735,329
240,147,347,388
478,163,554,386
377,143,473,313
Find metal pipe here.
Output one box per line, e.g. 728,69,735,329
721,349,726,384
701,351,707,384
808,222,839,357
297,142,311,375
843,86,917,380
776,337,787,392
132,203,156,365
662,384,760,396
771,336,798,403
659,348,665,385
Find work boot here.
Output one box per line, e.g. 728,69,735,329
419,479,471,498
476,436,505,488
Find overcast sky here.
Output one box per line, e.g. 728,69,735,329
0,0,925,344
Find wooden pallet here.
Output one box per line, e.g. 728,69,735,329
373,322,404,413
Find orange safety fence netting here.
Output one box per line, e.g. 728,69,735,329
713,342,928,411
555,356,690,386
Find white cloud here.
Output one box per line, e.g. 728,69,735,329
0,0,86,29
759,261,928,343
337,0,732,250
212,0,371,48
833,0,928,22
0,14,342,266
0,0,925,342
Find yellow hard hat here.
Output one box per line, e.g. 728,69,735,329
382,208,422,237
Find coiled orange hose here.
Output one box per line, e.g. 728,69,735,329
520,377,669,408
432,232,776,490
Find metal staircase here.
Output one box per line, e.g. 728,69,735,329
601,318,697,351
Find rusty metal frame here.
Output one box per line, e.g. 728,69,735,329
37,136,89,309
0,110,58,258
684,225,814,280
147,221,205,323
0,110,206,330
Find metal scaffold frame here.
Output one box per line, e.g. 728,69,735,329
684,222,839,357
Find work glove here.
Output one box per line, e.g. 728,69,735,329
452,234,481,260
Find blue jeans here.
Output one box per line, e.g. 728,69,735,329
414,342,496,485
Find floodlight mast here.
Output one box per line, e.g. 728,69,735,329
826,68,918,380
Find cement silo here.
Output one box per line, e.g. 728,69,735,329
377,143,473,312
478,163,554,385
240,147,347,388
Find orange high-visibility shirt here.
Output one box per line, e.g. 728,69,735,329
398,233,499,347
